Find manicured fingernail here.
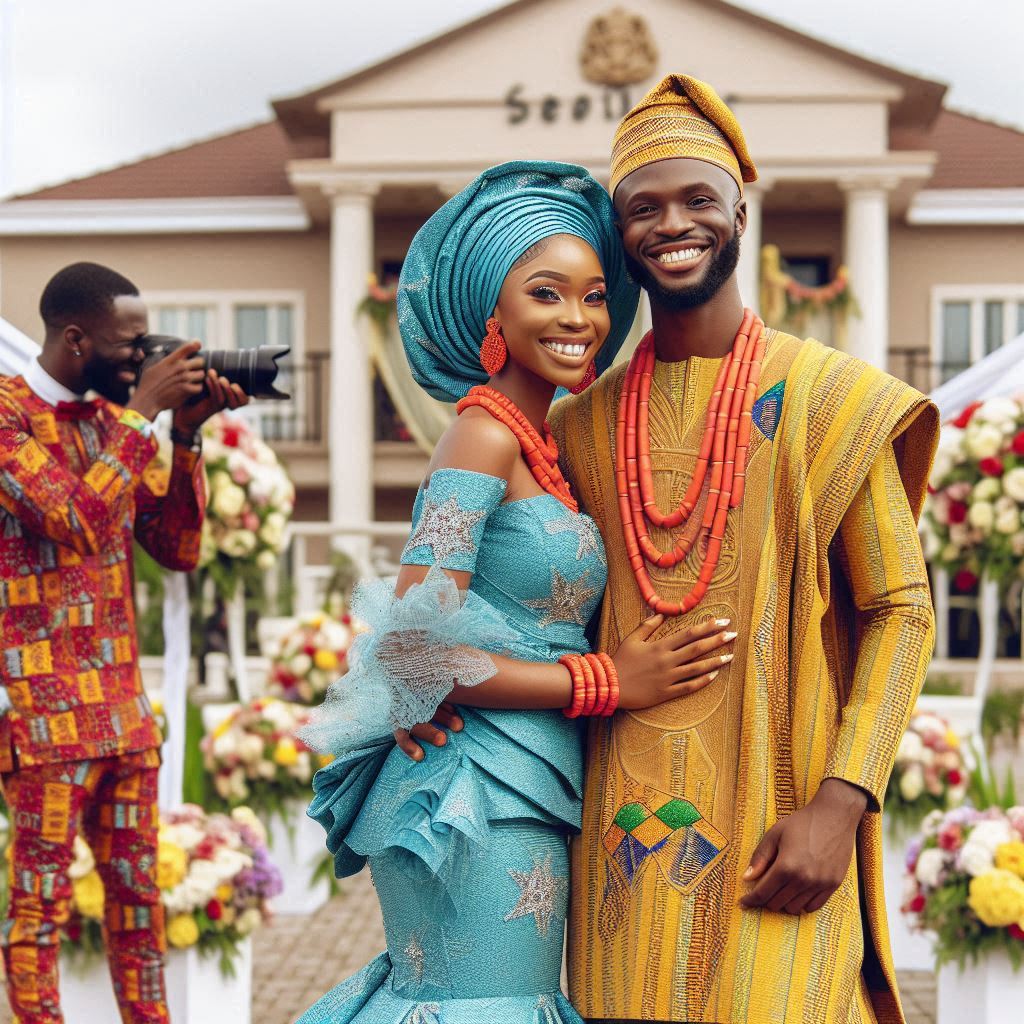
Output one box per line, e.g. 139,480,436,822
721,653,733,663
723,631,738,641
743,867,754,879
433,735,446,746
715,618,731,627
709,671,719,680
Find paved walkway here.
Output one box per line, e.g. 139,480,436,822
0,869,937,1022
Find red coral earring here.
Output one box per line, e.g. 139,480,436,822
570,361,597,394
480,318,507,375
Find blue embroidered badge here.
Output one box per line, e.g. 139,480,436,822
752,380,786,441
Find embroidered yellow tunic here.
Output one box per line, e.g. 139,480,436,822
551,332,938,1024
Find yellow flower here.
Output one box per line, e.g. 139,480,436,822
944,730,960,749
968,869,1024,927
166,913,200,949
156,842,188,890
318,754,334,769
72,871,105,921
216,884,233,903
273,738,298,767
151,698,164,717
995,841,1024,879
313,649,338,672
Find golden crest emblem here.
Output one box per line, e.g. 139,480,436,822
580,7,658,87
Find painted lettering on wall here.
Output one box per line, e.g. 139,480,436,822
505,84,634,125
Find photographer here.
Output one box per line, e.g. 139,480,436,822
0,261,247,1024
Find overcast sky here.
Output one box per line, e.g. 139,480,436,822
1,0,1021,198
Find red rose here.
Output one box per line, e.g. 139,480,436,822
1013,431,1024,456
222,425,241,448
951,402,983,429
303,644,317,657
947,501,968,524
946,769,963,786
342,614,352,625
979,457,1005,477
908,895,926,914
205,899,223,921
1010,924,1024,941
954,570,978,592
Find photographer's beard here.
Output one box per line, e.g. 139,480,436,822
626,229,741,312
82,358,135,406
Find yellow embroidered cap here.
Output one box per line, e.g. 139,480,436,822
610,74,758,196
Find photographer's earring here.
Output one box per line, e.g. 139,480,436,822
72,349,82,357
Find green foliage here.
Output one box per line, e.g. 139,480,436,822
922,675,965,696
982,690,1024,746
967,742,1018,809
182,699,213,807
133,543,166,656
310,851,343,899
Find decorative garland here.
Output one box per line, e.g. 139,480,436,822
759,244,858,341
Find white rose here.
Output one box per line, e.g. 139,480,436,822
899,764,925,802
937,426,965,455
896,731,924,764
948,523,971,547
921,527,941,560
212,732,237,760
930,455,953,487
171,824,206,853
996,507,1020,535
940,543,962,562
199,520,217,565
977,397,1021,427
259,517,285,549
248,474,273,506
236,907,263,935
958,840,995,877
921,809,946,837
221,530,257,558
256,550,277,571
973,478,1002,502
969,820,1014,853
231,806,268,845
1003,468,1024,503
290,653,313,677
209,470,233,495
239,734,265,765
212,482,247,520
968,501,995,532
1012,531,1024,557
966,424,1004,460
257,760,277,780
915,847,945,888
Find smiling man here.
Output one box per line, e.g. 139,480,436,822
0,261,247,1024
552,76,940,1023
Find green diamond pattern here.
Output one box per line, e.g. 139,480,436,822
613,802,648,832
654,799,701,830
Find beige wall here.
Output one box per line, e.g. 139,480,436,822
889,224,1024,353
0,231,332,353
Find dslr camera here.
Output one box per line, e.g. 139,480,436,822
137,335,291,400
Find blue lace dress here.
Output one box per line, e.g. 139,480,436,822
297,469,607,1024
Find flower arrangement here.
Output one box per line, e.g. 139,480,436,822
266,611,354,704
62,805,281,975
199,412,295,599
922,396,1024,590
903,804,1024,967
886,710,968,833
359,272,398,326
201,698,329,819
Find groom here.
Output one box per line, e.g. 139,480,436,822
550,75,937,1024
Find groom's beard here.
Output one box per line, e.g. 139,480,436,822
625,230,741,312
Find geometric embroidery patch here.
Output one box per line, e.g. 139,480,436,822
603,797,721,885
752,379,785,442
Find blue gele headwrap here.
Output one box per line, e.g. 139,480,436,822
398,160,640,403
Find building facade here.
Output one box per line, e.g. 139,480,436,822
1,0,1023,626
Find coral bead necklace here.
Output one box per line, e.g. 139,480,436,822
615,308,767,615
456,385,579,513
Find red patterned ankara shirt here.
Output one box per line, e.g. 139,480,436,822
0,365,205,769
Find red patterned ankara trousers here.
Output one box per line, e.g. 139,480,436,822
1,748,167,1024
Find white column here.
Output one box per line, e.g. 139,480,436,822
737,180,770,313
327,183,379,565
841,178,896,368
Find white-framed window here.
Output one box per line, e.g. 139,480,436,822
931,285,1024,385
144,291,308,441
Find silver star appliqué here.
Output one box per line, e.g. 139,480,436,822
504,854,567,938
544,512,604,562
405,495,486,561
525,568,597,627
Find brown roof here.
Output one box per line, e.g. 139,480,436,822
892,109,1024,189
15,121,326,201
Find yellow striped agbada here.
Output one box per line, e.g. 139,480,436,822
552,333,938,1023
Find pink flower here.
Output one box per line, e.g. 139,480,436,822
938,824,963,851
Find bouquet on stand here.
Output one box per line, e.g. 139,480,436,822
61,805,281,975
200,698,328,821
886,710,968,835
265,611,354,704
